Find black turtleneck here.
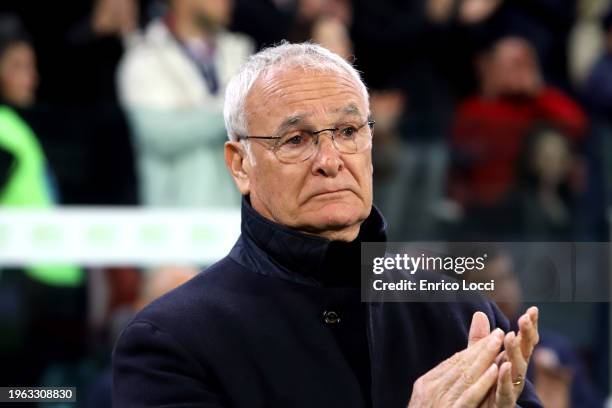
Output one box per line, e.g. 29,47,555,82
232,196,388,407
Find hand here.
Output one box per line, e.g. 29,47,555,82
459,0,501,25
407,318,505,407
311,17,352,61
470,307,540,407
324,0,352,26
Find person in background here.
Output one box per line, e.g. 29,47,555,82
463,124,582,241
350,0,504,241
230,0,350,50
503,125,579,241
0,0,139,104
0,1,140,205
583,5,612,117
0,14,82,286
579,5,612,241
118,0,253,207
448,36,587,222
0,15,37,108
0,14,46,199
479,0,577,92
568,0,610,89
0,90,84,389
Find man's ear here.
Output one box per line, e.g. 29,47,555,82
225,140,251,195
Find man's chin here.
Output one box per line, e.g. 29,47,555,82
313,199,361,218
298,205,367,240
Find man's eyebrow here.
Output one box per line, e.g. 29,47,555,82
334,104,362,117
273,104,363,134
274,114,308,135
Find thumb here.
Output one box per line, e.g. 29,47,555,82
468,311,491,347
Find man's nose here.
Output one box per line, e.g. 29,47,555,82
311,132,343,177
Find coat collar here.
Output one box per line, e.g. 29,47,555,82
229,196,387,288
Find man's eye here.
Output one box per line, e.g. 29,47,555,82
287,135,304,144
339,126,358,138
281,133,310,148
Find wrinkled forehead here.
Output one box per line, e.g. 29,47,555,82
245,65,369,128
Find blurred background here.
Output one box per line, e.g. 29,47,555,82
0,0,611,406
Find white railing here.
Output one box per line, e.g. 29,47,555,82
0,207,241,266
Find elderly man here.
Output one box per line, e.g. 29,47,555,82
113,42,542,407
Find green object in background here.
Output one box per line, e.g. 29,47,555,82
0,106,83,287
26,264,83,287
0,106,50,207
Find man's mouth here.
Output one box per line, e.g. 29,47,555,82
310,189,353,199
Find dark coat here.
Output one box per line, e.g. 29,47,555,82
112,198,542,407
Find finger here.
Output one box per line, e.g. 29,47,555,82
454,363,499,408
495,350,507,366
428,328,502,385
495,362,516,408
504,331,526,394
517,312,538,359
468,311,491,347
447,329,504,396
425,326,498,381
527,306,539,336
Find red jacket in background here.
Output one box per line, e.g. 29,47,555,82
449,87,587,207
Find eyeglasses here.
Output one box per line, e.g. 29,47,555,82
238,120,375,164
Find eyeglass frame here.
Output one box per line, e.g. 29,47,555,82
236,119,376,164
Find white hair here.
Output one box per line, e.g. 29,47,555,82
223,41,369,142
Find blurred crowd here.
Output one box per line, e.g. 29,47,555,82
1,0,612,406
